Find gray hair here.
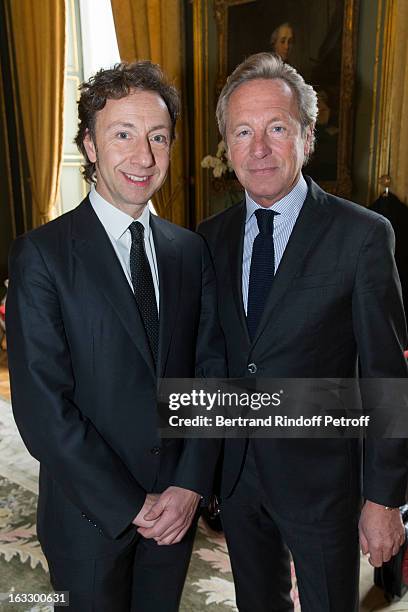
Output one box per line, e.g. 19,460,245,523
216,52,318,156
270,22,293,49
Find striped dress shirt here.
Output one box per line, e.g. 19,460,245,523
242,174,308,313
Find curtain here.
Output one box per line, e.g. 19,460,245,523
389,0,408,204
0,60,15,279
8,0,65,227
111,0,188,225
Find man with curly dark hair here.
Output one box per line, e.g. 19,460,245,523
7,61,225,611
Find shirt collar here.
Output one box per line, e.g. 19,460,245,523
89,186,151,240
245,174,308,224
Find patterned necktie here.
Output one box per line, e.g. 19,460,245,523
247,208,278,341
129,221,159,365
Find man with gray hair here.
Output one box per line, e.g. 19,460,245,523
270,22,294,62
198,52,408,611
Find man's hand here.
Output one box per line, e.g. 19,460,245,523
137,486,201,545
359,500,405,567
132,493,161,528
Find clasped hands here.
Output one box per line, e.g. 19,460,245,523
132,486,201,545
133,492,407,559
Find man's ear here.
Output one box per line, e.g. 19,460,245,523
83,130,97,163
225,139,231,160
303,123,314,157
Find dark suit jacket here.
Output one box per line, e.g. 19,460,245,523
7,197,226,558
198,176,408,524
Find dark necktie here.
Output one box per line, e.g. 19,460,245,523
129,221,159,365
247,208,278,341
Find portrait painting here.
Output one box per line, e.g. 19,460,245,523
214,0,359,196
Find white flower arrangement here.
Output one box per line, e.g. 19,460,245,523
201,141,234,178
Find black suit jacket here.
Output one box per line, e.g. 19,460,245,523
198,176,408,523
7,197,226,557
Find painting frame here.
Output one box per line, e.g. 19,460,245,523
192,0,360,222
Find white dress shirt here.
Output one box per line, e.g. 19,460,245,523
242,174,308,313
89,188,160,311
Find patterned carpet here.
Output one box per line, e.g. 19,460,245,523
0,395,407,611
0,397,240,611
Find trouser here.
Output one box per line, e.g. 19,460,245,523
221,442,359,612
47,519,196,612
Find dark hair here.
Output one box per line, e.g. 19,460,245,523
75,61,180,183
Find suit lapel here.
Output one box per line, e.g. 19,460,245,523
227,201,251,344
150,215,181,378
251,179,334,346
72,199,156,377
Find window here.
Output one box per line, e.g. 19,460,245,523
56,0,120,215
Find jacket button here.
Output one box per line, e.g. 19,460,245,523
247,363,257,374
150,447,161,455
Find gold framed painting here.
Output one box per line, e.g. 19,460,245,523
192,0,359,222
